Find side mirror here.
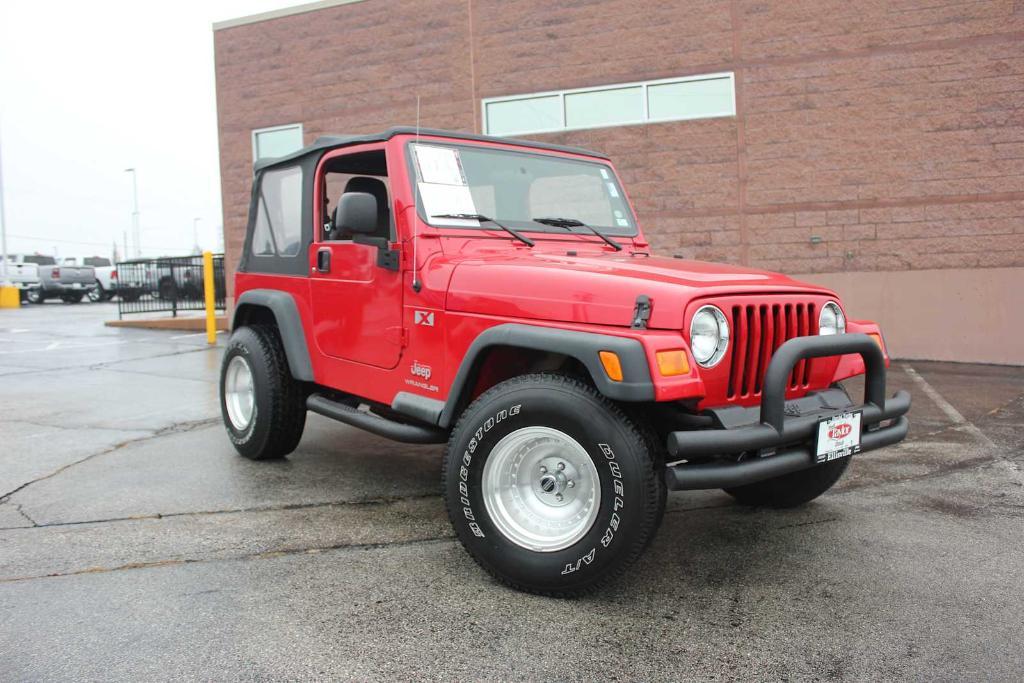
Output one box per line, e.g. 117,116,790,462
335,192,378,235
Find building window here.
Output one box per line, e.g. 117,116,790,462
252,123,304,161
482,73,735,136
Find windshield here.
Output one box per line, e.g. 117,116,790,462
408,143,637,235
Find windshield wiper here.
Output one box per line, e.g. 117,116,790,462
532,217,623,251
431,213,535,247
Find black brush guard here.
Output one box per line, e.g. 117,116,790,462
665,333,911,491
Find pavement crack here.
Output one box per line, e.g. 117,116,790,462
0,416,220,502
13,501,38,528
0,492,443,531
86,346,213,371
0,535,455,584
775,517,839,530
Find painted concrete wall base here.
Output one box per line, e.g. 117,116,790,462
105,316,229,332
0,286,20,309
797,267,1023,366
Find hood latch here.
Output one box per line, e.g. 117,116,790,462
631,295,652,329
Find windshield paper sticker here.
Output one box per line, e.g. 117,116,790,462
412,144,479,226
418,183,479,226
413,144,467,186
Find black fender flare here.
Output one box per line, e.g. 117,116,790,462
393,323,655,429
232,289,314,382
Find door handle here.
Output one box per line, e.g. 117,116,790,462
316,248,331,273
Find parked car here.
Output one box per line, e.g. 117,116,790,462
25,259,95,303
219,128,911,596
2,253,49,302
62,256,143,302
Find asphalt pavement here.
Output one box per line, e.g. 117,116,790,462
1,302,1022,681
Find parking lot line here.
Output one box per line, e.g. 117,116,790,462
903,363,1022,485
170,331,224,340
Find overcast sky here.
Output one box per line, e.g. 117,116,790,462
0,0,302,260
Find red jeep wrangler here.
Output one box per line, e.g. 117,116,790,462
220,128,910,596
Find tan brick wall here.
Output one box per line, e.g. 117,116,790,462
214,0,1024,361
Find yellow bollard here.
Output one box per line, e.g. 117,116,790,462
0,285,19,309
202,251,217,345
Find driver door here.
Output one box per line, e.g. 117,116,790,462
309,147,403,369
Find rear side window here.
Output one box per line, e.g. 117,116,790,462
24,255,57,265
252,166,303,257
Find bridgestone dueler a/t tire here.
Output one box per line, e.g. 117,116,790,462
442,374,665,597
220,325,307,460
724,456,851,508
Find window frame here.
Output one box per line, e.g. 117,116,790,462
251,123,304,162
482,72,735,136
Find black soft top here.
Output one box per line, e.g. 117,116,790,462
253,126,609,172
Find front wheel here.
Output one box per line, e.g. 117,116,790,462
26,289,42,304
219,325,307,460
442,374,665,597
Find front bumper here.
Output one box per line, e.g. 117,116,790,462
665,334,911,491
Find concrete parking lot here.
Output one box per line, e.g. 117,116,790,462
1,303,1022,681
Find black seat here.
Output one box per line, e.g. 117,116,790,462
332,176,390,240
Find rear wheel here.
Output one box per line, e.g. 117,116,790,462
724,457,851,508
219,325,307,460
26,289,42,304
87,282,104,302
443,374,664,597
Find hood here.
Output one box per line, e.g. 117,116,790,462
445,250,835,329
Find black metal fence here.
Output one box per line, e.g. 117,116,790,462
115,254,226,318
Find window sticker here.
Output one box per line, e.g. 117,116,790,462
606,182,619,198
418,182,479,227
599,168,610,179
412,144,467,186
616,218,629,227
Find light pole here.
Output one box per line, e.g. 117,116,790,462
124,168,140,257
193,217,202,254
0,111,9,286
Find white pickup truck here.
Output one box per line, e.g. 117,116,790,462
61,255,142,301
7,254,95,304
3,254,49,302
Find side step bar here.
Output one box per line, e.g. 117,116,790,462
306,394,448,444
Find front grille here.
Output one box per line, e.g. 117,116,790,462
726,302,817,399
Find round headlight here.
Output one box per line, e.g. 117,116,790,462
689,305,729,368
818,301,846,336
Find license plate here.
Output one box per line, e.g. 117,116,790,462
815,411,862,463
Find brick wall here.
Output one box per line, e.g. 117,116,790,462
214,0,1024,361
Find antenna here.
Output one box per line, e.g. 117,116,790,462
411,95,423,293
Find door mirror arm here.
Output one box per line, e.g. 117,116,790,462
353,234,400,272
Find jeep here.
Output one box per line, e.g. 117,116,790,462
219,127,911,596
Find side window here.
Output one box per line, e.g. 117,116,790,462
320,149,391,242
252,165,303,257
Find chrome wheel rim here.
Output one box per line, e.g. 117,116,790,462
482,426,600,552
224,356,255,431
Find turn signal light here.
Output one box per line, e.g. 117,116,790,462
656,349,690,377
598,351,623,382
